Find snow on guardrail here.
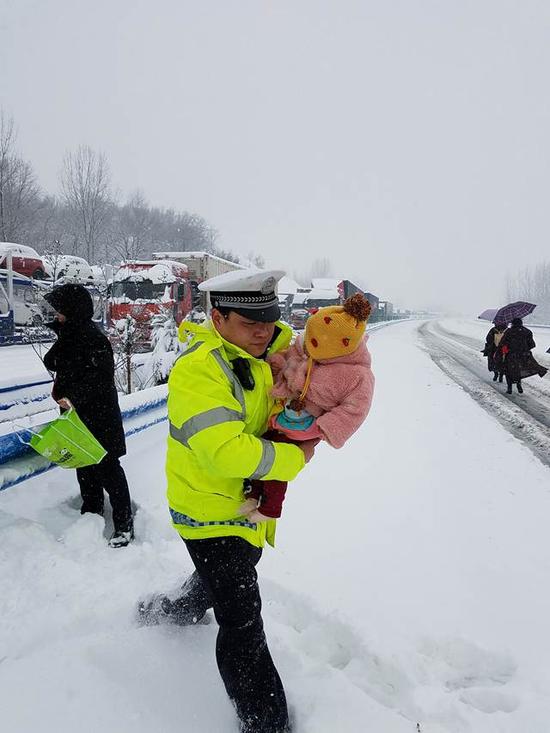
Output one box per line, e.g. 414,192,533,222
0,385,168,491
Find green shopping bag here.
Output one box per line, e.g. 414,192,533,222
28,408,107,469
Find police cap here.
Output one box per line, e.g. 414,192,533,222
199,268,285,323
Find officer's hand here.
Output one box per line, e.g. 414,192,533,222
57,397,73,410
299,438,320,463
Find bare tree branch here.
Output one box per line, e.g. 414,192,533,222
60,145,112,262
0,110,41,242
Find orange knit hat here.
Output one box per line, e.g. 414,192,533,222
304,293,371,361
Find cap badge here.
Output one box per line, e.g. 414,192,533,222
261,276,276,295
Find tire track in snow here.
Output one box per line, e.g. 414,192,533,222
434,321,550,399
418,321,550,469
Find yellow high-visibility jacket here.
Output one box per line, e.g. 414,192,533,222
166,319,305,548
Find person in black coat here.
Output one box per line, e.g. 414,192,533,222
499,318,548,395
43,284,134,547
482,323,507,382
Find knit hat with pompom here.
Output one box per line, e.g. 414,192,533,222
304,293,371,361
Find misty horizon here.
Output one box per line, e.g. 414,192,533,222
2,1,550,315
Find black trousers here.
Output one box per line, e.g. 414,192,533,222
181,536,289,733
76,455,133,532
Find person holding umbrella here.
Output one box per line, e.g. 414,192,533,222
499,317,548,394
42,283,134,547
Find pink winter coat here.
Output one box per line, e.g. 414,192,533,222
268,334,375,449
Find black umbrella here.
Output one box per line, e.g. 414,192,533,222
492,301,536,324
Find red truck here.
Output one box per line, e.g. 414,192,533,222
108,260,193,346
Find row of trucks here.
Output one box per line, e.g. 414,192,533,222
109,266,381,342
0,246,244,335
287,279,380,329
1,242,383,347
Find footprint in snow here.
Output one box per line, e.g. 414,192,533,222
261,577,422,721
418,636,519,714
458,688,520,714
52,495,141,542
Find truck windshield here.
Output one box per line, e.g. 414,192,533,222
112,281,170,301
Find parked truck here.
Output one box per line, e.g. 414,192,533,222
0,270,51,326
108,260,193,348
337,280,379,317
151,251,243,309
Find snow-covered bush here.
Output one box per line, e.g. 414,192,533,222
147,313,180,385
111,315,139,393
186,306,207,324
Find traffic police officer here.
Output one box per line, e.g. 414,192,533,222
140,268,316,733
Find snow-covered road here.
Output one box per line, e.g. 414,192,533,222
420,319,550,467
2,320,550,732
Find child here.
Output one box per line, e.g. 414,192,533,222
240,294,375,522
482,322,507,382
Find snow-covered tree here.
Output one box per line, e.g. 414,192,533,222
147,312,180,385
505,260,550,324
111,315,140,393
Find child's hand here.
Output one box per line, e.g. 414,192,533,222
299,438,320,463
239,498,259,516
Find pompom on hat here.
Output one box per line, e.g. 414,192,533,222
304,293,371,361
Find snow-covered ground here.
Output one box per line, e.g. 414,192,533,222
2,320,550,732
0,341,52,389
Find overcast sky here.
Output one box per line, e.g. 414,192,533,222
2,0,550,312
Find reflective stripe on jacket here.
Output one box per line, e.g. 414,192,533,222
166,319,305,547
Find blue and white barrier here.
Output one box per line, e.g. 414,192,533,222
0,384,168,491
0,378,52,396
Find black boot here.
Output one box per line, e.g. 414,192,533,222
493,372,498,381
137,569,212,626
137,594,175,625
506,386,512,394
136,593,210,626
498,373,504,383
517,382,523,394
108,525,134,548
